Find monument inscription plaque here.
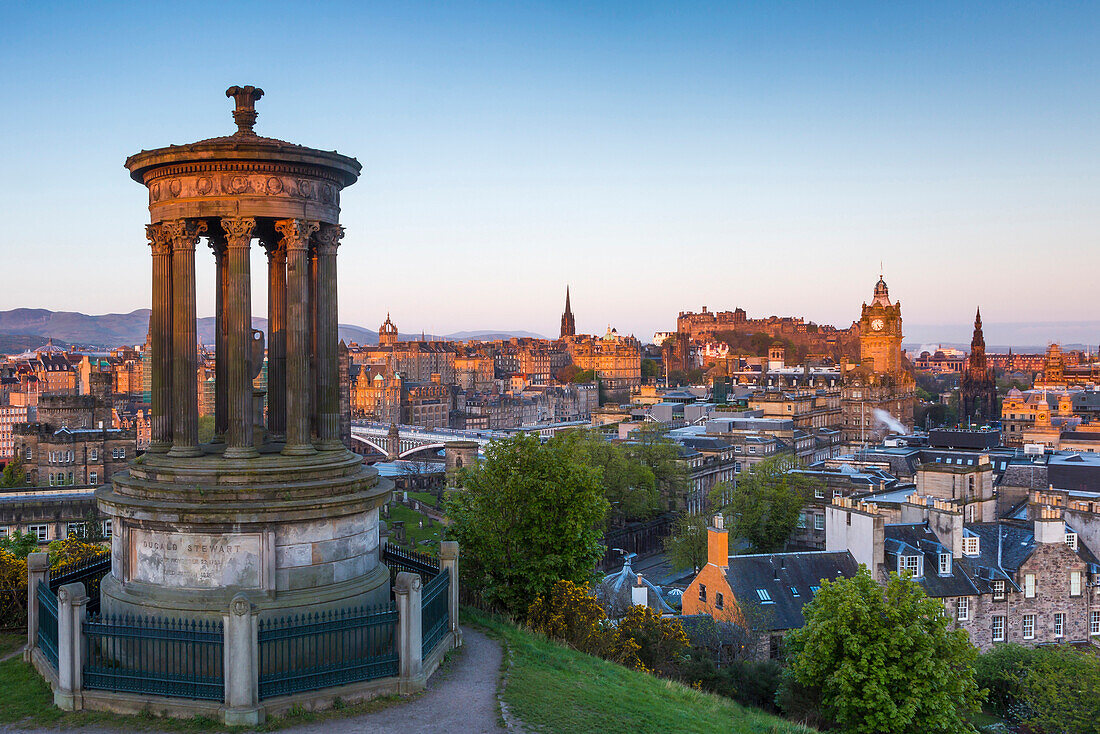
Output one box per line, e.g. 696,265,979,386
130,529,263,589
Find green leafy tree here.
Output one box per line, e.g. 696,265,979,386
0,457,28,489
662,512,710,571
0,530,40,559
445,434,608,618
1018,645,1100,734
781,568,983,734
640,358,660,380
625,423,689,512
709,454,815,553
554,430,657,524
572,368,596,384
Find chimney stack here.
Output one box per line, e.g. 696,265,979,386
708,514,729,569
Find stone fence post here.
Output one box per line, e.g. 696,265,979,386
25,552,49,661
439,541,462,646
223,593,263,726
54,582,88,711
395,571,423,693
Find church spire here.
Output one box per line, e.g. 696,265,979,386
971,307,985,351
559,285,576,339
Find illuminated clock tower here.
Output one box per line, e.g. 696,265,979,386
858,276,903,374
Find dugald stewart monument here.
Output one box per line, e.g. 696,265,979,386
25,87,460,725
103,84,390,617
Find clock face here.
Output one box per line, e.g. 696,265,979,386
871,319,885,332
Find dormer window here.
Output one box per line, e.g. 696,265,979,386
992,580,1005,601
900,555,920,576
938,553,951,575
962,537,980,556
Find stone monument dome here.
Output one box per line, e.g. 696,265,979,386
98,87,392,621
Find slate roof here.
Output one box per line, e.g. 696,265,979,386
723,551,858,632
883,524,980,598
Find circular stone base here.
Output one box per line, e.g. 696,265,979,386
95,447,393,621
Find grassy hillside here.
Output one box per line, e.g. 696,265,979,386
466,610,815,734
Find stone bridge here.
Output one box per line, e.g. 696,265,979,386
349,421,508,460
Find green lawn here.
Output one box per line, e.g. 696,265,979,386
386,503,443,553
465,609,816,734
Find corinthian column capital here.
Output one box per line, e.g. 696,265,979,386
274,219,319,252
314,224,345,255
145,224,172,256
221,217,257,249
162,218,208,252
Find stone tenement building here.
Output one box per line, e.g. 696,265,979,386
564,326,642,394
840,276,915,443
827,493,1100,651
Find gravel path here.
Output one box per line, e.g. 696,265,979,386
0,626,508,734
286,626,507,734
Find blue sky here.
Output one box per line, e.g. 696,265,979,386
1,2,1097,344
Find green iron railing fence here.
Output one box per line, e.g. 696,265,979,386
421,567,450,658
258,603,399,699
382,543,439,586
50,553,110,615
35,581,58,670
83,614,224,701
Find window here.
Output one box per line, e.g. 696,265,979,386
993,580,1006,601
1022,614,1035,640
1065,532,1078,551
118,448,125,459
748,446,756,454
814,487,825,499
89,471,98,485
29,525,48,542
89,448,98,462
0,527,8,538
1071,571,1082,597
900,555,920,576
797,513,807,529
814,514,825,531
756,589,772,603
1024,573,1036,598
956,597,970,621
715,592,724,610
1091,611,1100,636
790,586,800,597
809,585,820,596
102,520,112,539
992,615,1005,642
698,584,706,603
938,554,951,575
66,522,86,539
1054,613,1065,638
962,537,979,556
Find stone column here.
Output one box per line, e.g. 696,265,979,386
395,571,423,693
54,582,88,711
24,552,49,661
211,235,228,444
223,594,263,726
308,244,319,441
314,225,344,450
221,217,258,459
275,219,319,455
265,238,287,442
164,218,207,457
146,225,173,453
439,541,463,647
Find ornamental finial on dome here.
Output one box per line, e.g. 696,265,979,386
225,85,264,136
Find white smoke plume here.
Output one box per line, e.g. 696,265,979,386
874,408,907,434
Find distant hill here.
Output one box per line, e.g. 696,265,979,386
445,330,546,341
0,308,541,351
0,334,69,354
